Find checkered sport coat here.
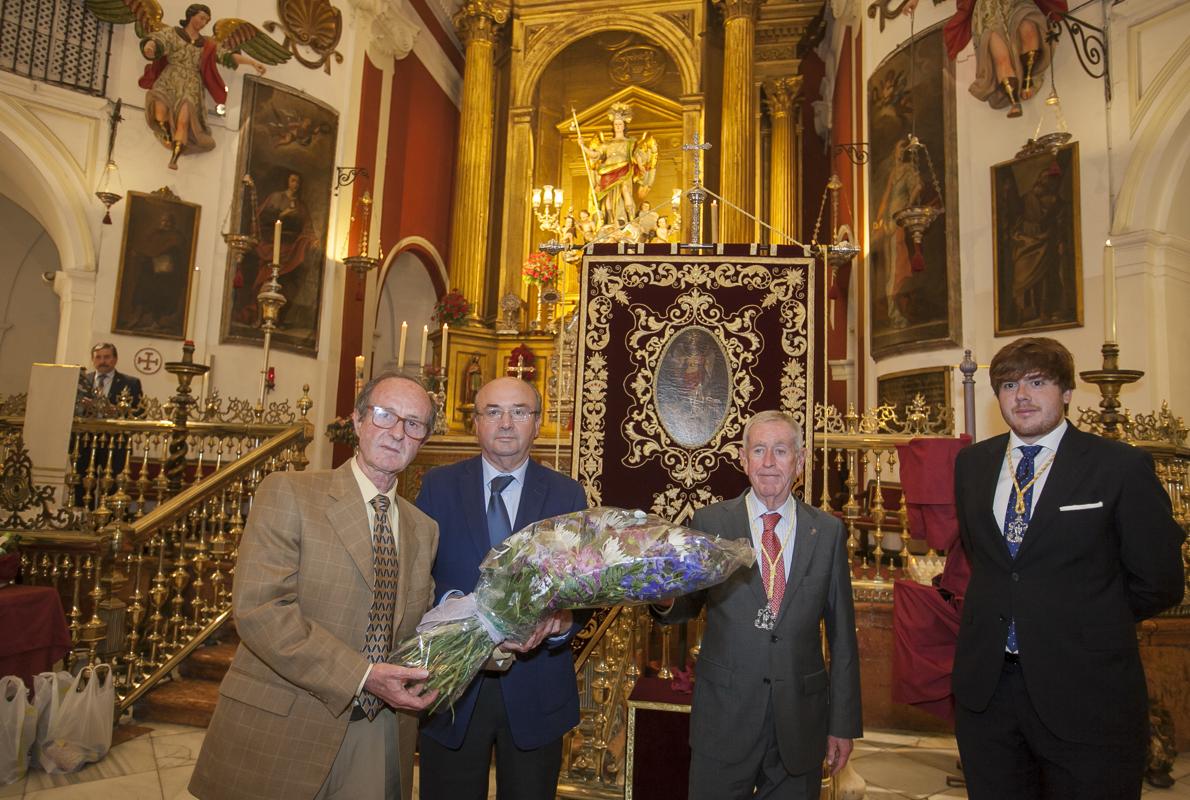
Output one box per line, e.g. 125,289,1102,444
189,461,438,800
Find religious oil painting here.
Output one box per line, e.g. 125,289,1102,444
653,327,731,449
992,141,1082,336
221,76,338,355
867,24,961,359
112,188,200,340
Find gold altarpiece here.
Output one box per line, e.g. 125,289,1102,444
434,0,818,440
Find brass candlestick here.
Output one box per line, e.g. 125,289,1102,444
1079,342,1143,439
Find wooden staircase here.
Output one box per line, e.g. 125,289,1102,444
135,623,238,728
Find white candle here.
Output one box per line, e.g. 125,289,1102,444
397,321,408,369
419,325,428,366
272,219,282,265
1103,240,1116,343
710,200,719,243
440,323,449,369
354,355,364,380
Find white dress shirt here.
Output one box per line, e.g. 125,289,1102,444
481,456,531,532
745,490,798,578
993,420,1067,532
350,456,400,697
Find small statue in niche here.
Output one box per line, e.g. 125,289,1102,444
940,0,1069,118
580,102,658,225
462,356,483,405
85,1,291,168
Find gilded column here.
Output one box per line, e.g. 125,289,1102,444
717,0,762,243
766,76,802,245
448,1,509,324
498,107,535,309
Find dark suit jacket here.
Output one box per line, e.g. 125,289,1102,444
415,456,588,750
191,462,438,800
84,369,143,407
952,423,1185,744
664,494,863,775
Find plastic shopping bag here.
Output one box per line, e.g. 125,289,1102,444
0,676,36,785
38,665,114,774
30,671,71,772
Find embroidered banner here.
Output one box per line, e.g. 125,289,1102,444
573,244,815,522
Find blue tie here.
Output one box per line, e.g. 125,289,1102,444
487,475,515,547
1003,444,1043,653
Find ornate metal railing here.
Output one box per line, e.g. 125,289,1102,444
1,359,315,711
8,417,312,710
0,0,112,96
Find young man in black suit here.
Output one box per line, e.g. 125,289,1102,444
952,337,1185,799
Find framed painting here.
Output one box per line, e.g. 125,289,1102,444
220,76,338,355
992,141,1083,335
111,188,199,340
876,365,952,413
867,24,961,359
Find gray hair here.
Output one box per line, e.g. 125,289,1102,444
741,410,803,450
354,372,436,431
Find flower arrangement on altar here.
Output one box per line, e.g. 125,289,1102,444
432,290,471,326
391,507,755,713
522,251,559,286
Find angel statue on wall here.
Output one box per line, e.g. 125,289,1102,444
86,1,290,169
939,0,1069,118
581,102,658,227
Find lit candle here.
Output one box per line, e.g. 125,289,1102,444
710,200,719,243
1104,240,1116,343
272,219,282,265
419,324,428,366
397,321,408,369
354,355,364,380
440,323,449,369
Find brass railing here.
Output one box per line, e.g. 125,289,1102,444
1,366,315,712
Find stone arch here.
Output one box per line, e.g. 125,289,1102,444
0,95,96,273
372,237,447,371
513,13,701,108
1114,66,1190,237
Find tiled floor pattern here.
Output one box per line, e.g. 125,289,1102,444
3,724,1189,799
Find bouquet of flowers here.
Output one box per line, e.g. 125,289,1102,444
391,507,754,713
432,290,471,326
521,251,559,286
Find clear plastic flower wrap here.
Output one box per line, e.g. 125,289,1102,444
391,507,755,714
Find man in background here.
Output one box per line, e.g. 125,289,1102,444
82,342,142,408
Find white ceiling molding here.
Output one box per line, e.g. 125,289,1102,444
346,0,422,63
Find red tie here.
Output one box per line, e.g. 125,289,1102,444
760,512,785,613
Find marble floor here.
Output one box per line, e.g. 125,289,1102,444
3,724,1189,799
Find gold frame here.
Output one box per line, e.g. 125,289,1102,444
991,141,1084,336
111,188,200,341
867,23,962,360
875,364,953,414
624,693,691,800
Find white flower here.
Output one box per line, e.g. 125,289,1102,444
601,538,626,564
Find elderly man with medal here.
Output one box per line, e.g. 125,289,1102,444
655,410,862,800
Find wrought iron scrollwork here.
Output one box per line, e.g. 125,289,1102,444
1047,11,1110,100
833,142,870,165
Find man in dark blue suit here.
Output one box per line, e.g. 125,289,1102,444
416,376,588,800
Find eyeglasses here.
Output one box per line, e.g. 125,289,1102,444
368,406,430,440
476,406,540,424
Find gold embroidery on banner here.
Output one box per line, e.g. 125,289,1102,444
578,258,811,506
